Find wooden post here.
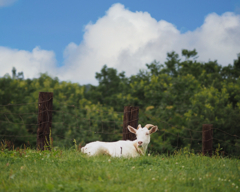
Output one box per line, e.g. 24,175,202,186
202,124,213,156
122,106,139,140
37,92,53,150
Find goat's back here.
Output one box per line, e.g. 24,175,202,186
81,140,140,157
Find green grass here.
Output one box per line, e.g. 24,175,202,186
0,147,240,192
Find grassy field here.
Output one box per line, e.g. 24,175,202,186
0,147,240,192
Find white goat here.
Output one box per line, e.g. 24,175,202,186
81,124,158,157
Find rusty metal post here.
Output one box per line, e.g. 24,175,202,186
122,106,139,140
202,124,213,156
37,92,53,150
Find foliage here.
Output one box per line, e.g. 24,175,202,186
0,49,240,155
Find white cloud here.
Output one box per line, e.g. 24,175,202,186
0,46,57,78
60,4,181,83
59,3,240,84
179,12,240,64
0,0,18,7
0,3,240,84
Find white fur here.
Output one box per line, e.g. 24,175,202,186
81,124,158,157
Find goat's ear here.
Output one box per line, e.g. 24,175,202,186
149,126,158,134
128,125,137,134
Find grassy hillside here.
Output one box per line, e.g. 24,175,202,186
0,147,239,192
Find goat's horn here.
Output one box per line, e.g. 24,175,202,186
144,124,154,129
137,124,141,129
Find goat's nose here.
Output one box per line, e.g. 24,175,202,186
138,141,143,145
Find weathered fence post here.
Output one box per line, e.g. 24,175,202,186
202,124,213,156
37,92,53,150
122,106,139,140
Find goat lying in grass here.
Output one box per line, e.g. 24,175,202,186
81,124,158,157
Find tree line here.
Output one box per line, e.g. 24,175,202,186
1,49,240,155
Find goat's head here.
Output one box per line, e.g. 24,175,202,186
127,124,158,148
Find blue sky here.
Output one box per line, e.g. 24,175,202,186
0,0,240,84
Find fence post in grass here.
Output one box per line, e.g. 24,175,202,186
202,124,213,156
37,92,53,150
122,106,139,140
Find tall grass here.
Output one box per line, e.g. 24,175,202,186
0,146,239,192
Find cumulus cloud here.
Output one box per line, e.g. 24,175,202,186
59,4,180,83
0,47,57,78
0,0,18,7
0,3,240,84
179,12,240,64
60,3,240,84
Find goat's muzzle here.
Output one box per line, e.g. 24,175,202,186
138,141,143,147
